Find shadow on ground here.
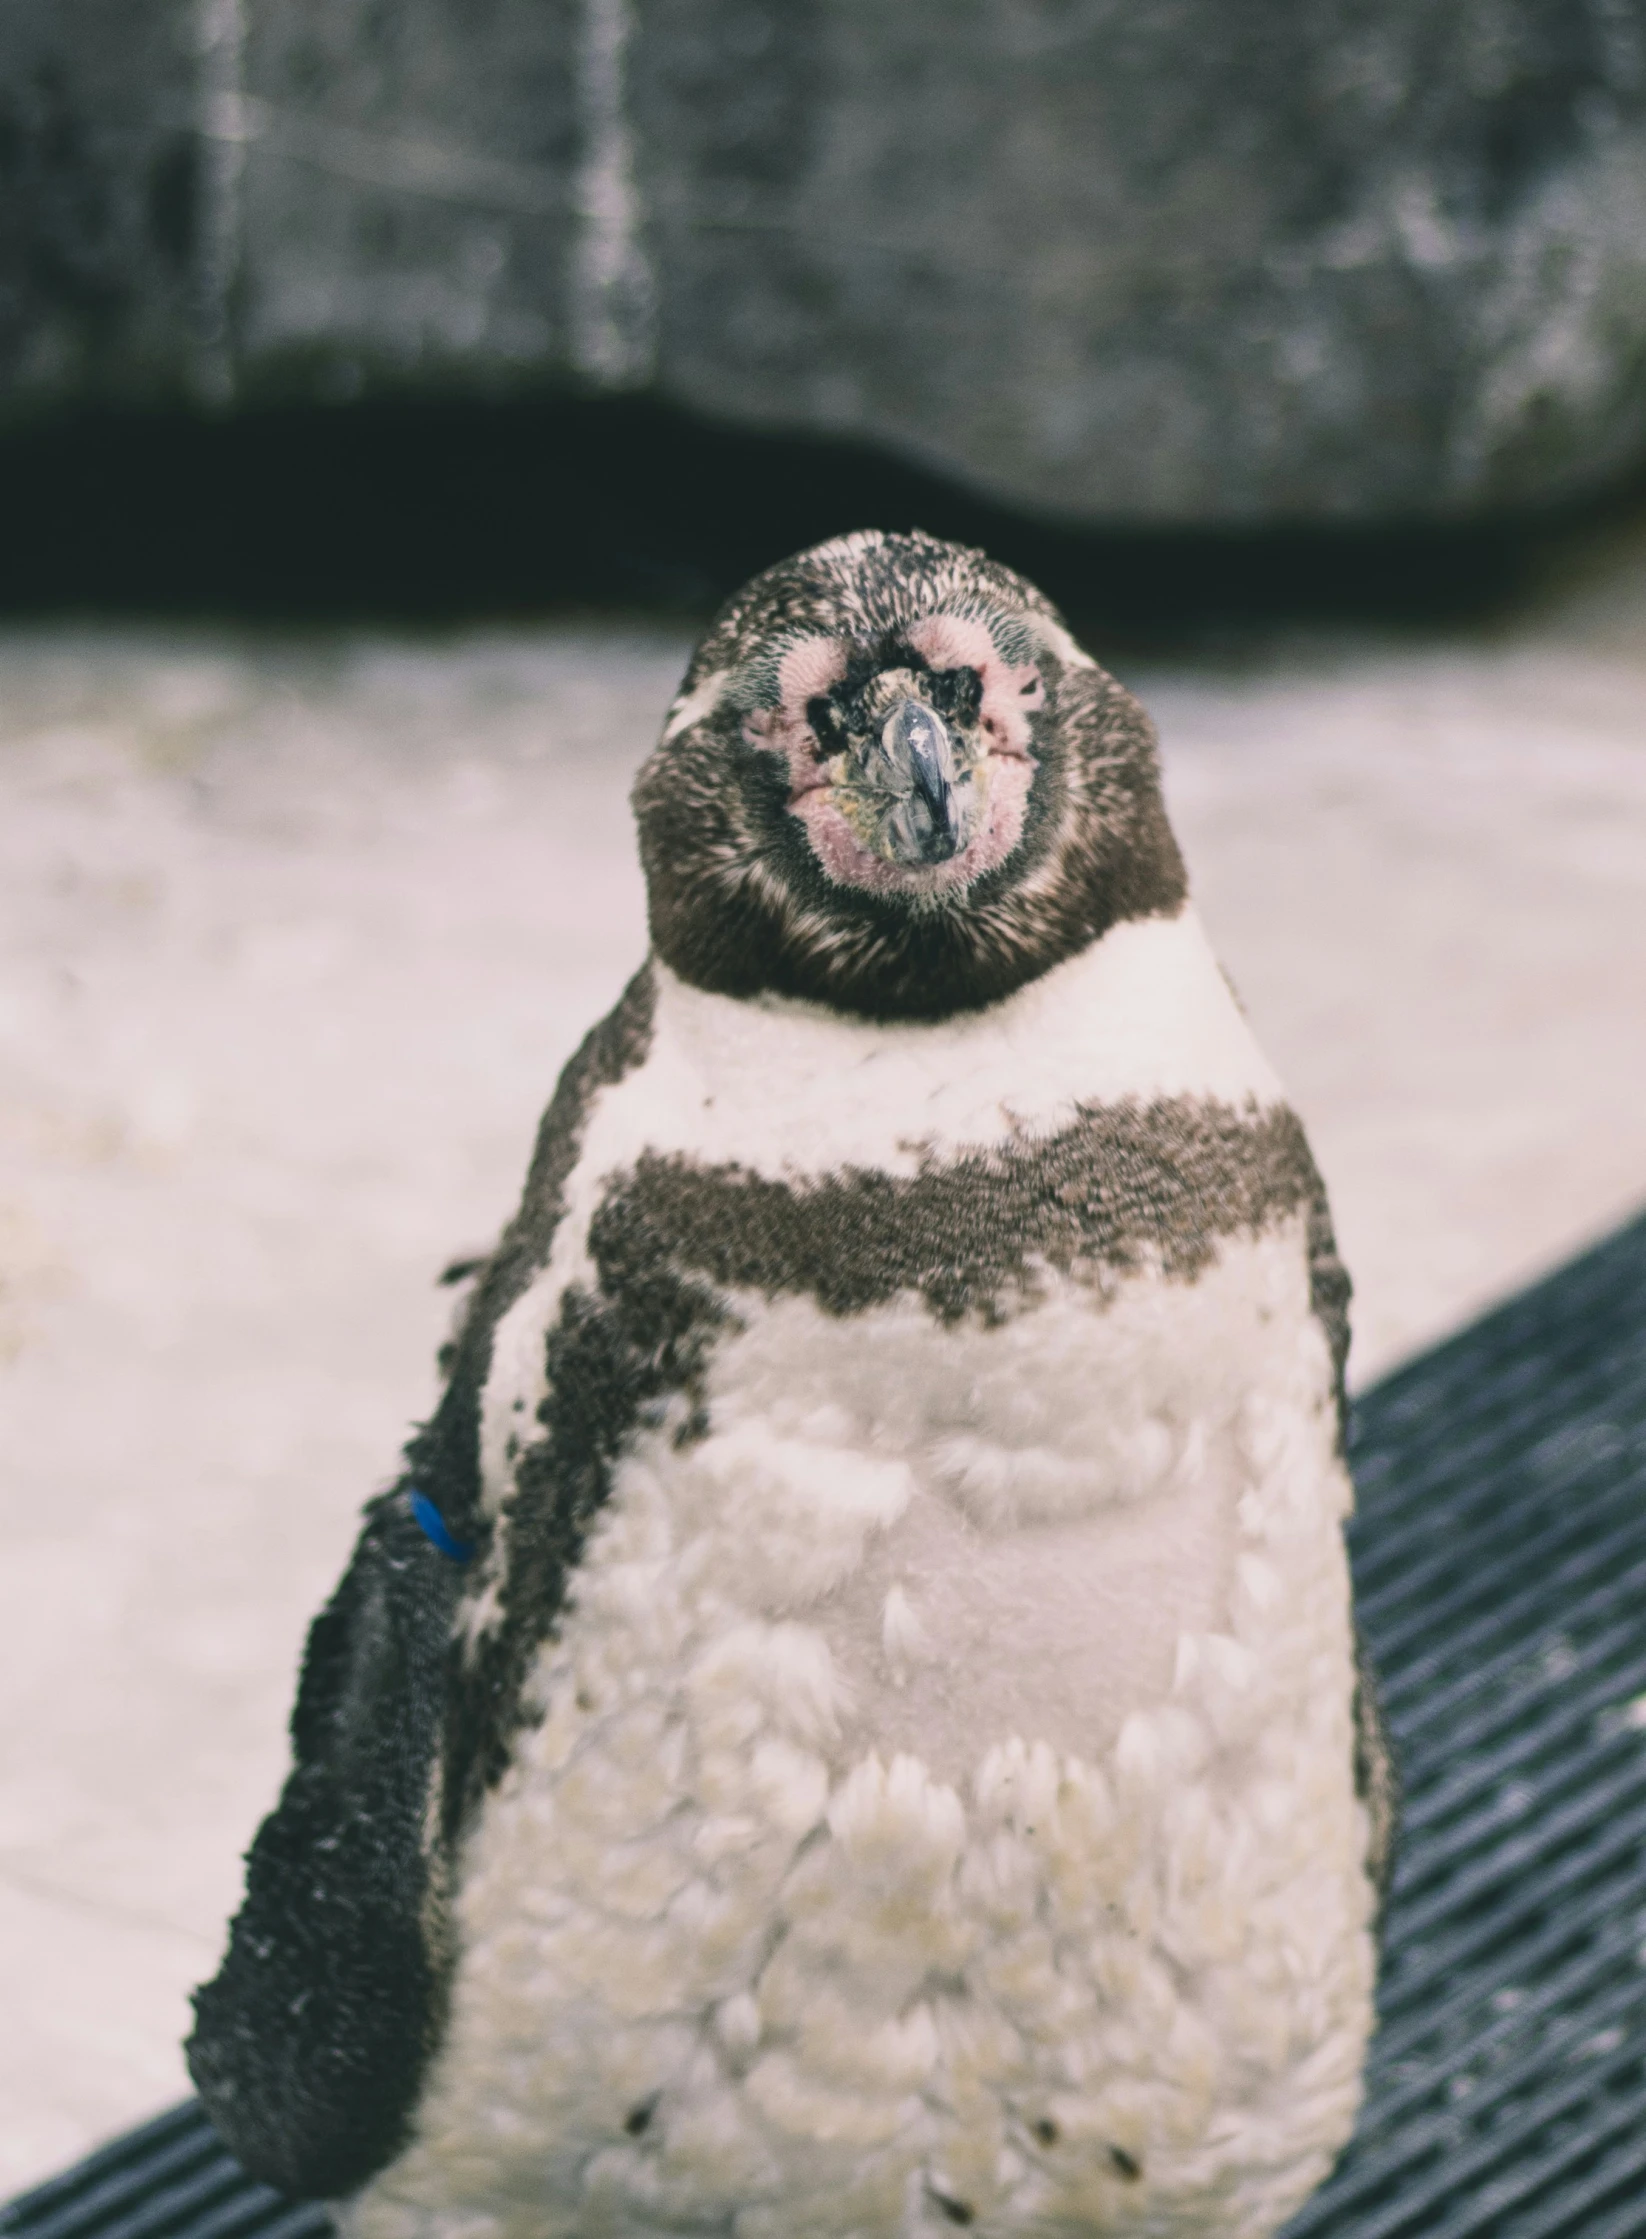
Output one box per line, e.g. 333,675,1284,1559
8,393,1639,644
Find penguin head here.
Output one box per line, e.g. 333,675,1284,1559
633,530,1186,1020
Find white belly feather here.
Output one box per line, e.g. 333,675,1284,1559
347,910,1378,2239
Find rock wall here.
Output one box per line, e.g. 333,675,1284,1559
5,0,1646,523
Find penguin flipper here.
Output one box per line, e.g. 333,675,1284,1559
1353,1623,1401,1914
187,1489,460,2200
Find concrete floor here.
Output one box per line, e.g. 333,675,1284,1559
2,519,1644,2192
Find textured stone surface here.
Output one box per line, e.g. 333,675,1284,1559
5,2,1646,521
0,0,199,410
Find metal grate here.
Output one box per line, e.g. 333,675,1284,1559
1286,1206,1646,2239
0,2105,326,2239
7,1209,1646,2239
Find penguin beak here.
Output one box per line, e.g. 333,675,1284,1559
858,697,967,865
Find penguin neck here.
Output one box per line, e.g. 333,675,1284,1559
639,901,1284,1183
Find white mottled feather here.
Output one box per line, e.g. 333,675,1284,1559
348,900,1375,2239
477,904,1279,1513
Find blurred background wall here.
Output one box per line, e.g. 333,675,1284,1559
6,0,1646,523
2,0,1645,2204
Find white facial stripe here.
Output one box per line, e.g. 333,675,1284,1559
661,669,732,741
1033,613,1098,670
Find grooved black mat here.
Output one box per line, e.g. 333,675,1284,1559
7,1209,1646,2239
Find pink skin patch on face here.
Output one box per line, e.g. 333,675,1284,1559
795,754,1035,896
741,637,848,798
906,613,1045,758
742,623,1044,896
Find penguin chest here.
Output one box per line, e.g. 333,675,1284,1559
622,1261,1256,1793
350,1218,1377,2239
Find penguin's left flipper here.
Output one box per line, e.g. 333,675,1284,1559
1353,1624,1401,1915
187,1487,462,2200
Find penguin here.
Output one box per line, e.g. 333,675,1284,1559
189,529,1395,2239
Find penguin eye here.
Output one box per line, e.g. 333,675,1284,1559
807,694,847,758
930,666,983,722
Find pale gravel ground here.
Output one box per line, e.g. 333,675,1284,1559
2,523,1643,2189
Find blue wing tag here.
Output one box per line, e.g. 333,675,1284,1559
408,1489,475,1563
